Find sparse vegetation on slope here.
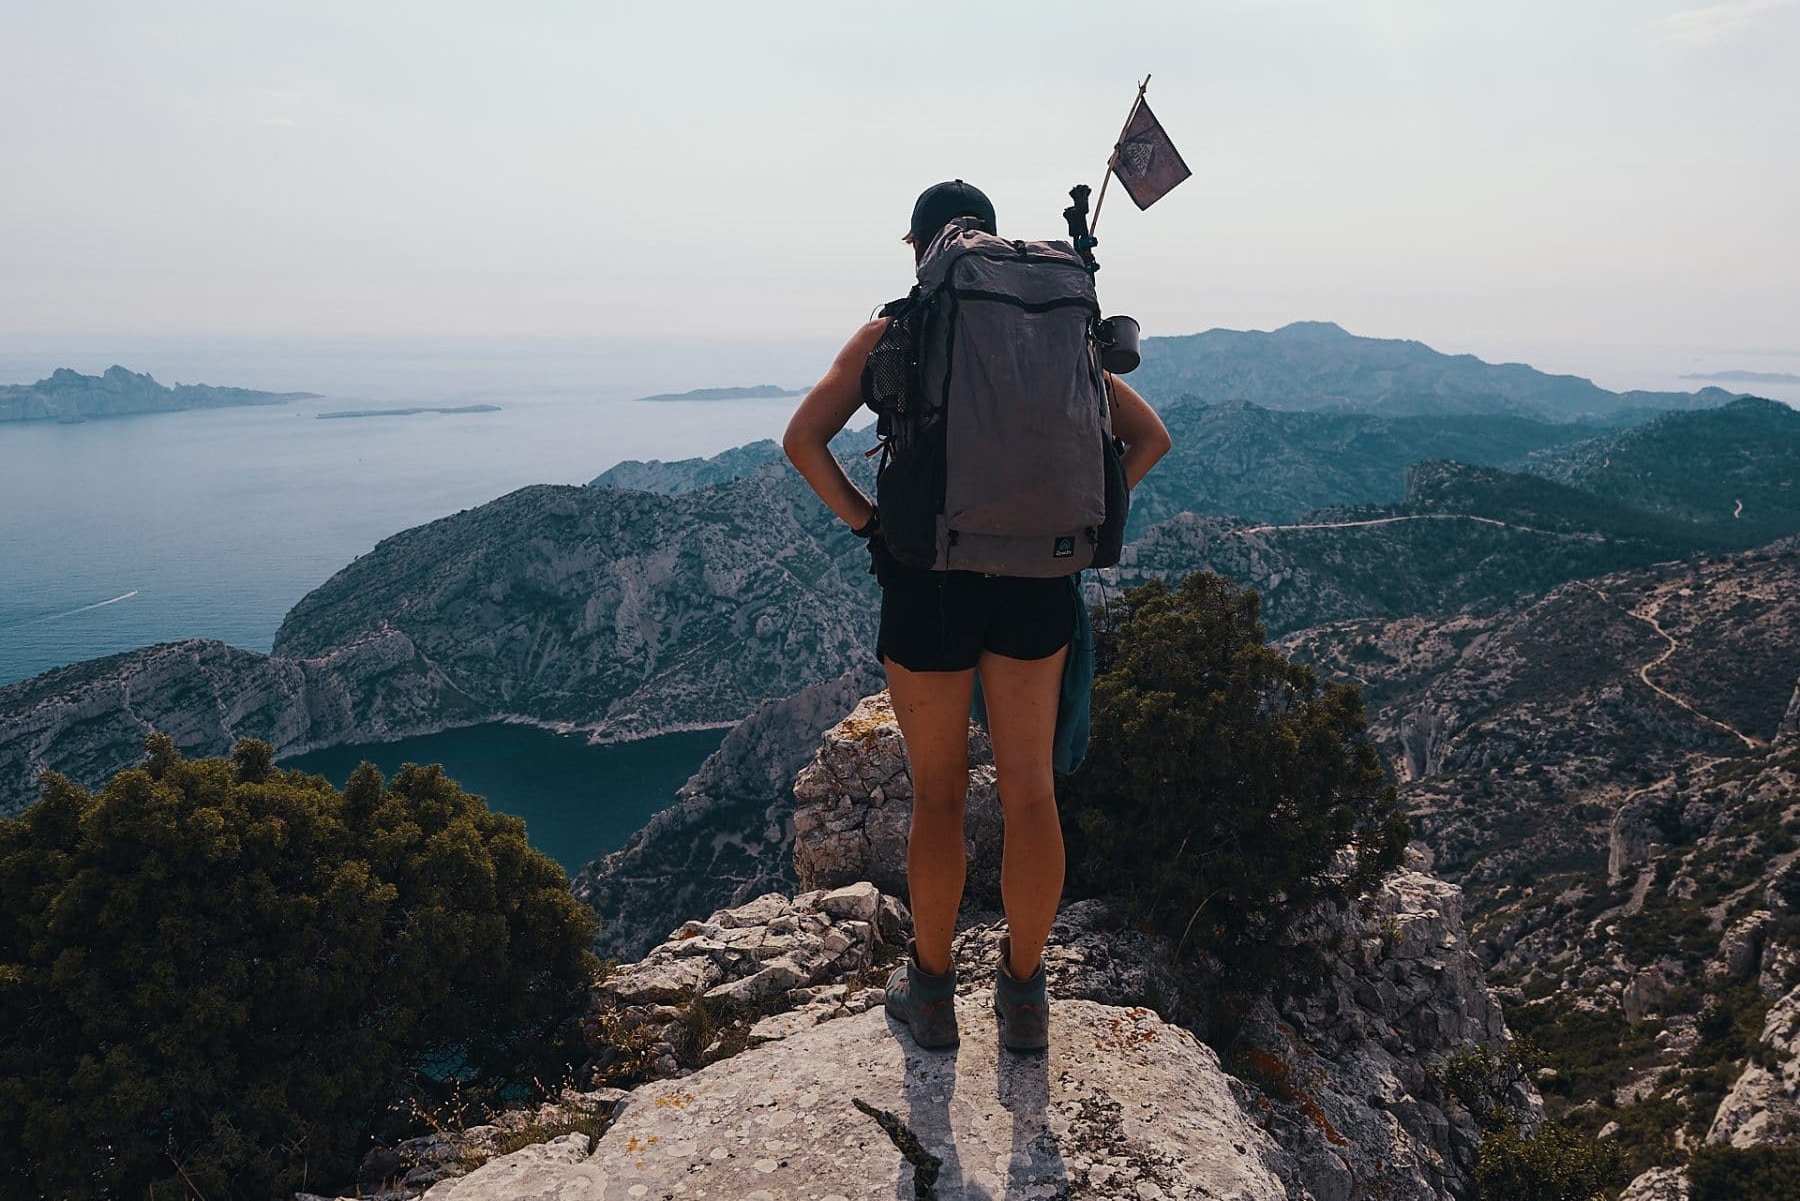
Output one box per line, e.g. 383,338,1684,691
1520,396,1800,540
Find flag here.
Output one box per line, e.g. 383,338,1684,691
1109,98,1191,211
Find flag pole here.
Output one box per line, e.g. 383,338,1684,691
1089,74,1151,241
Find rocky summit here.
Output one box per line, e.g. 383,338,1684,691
335,690,1529,1201
428,1001,1288,1201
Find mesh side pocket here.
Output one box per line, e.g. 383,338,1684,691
861,299,924,446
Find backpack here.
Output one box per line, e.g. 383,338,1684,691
861,218,1128,577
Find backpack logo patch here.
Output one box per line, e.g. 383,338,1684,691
1053,536,1075,558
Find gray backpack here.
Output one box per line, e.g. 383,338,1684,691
862,218,1127,576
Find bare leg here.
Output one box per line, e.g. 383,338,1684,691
978,646,1068,980
883,657,976,977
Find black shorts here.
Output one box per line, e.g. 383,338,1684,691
876,560,1077,673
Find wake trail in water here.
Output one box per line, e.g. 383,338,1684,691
17,590,141,626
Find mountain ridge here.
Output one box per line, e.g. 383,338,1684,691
1132,321,1744,421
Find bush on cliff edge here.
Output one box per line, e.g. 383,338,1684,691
1061,573,1410,971
0,735,598,1200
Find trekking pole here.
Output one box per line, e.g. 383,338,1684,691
1088,74,1151,242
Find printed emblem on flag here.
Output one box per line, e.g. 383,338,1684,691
1110,99,1192,211
1117,140,1156,177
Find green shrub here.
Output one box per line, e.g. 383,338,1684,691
1473,1120,1626,1201
1435,1040,1627,1199
1436,1042,1537,1129
1061,573,1410,968
0,735,598,1199
1688,1144,1800,1201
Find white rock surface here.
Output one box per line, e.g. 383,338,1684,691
1619,1164,1690,1200
434,1000,1286,1200
420,1133,600,1199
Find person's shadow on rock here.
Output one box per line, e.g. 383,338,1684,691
996,1033,1068,1198
884,1006,994,1200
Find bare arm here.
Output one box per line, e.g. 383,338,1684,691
1107,373,1172,489
782,320,886,529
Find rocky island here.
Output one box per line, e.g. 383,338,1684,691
317,404,502,419
0,365,315,423
632,383,805,402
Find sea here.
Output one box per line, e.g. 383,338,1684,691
0,334,839,869
0,335,841,686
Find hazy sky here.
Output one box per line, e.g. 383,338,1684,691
3,1,1795,360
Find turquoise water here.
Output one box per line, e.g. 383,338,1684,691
281,723,725,873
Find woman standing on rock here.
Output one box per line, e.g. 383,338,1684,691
784,181,1171,1051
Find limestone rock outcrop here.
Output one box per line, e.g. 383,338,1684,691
791,692,1005,907
573,667,880,960
1707,980,1800,1148
597,882,907,1015
1219,865,1517,1200
371,873,1515,1200
1620,1165,1691,1200
428,1001,1287,1201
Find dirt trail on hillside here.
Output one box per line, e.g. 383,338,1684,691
1232,513,1601,539
1576,581,1763,751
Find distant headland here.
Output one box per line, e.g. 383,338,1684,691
0,366,315,424
632,384,807,403
1681,369,1800,385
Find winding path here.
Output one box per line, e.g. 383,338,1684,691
1231,512,1599,540
1575,581,1763,751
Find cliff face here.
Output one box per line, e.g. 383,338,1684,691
273,468,880,740
0,632,479,817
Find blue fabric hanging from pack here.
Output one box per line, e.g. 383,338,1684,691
970,574,1094,775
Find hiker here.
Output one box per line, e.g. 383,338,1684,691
783,180,1171,1052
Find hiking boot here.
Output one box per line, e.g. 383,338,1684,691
993,935,1049,1052
885,940,959,1049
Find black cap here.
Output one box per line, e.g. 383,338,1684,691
907,180,996,245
